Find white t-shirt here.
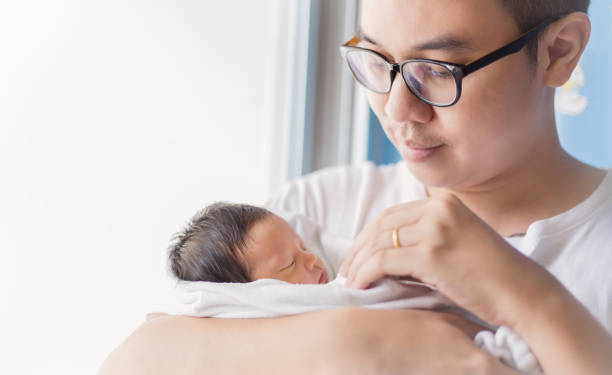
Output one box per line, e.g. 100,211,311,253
266,161,612,332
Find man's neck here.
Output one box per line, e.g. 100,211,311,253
427,151,606,237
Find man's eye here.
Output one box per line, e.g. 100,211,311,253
426,66,452,79
369,62,386,73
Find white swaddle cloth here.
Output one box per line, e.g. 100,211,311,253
168,275,541,374
166,210,542,374
172,274,453,318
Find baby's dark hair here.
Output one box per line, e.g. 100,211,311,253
168,202,272,283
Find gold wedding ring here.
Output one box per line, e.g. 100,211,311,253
392,227,401,248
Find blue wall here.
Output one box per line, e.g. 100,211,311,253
369,0,612,167
556,0,612,167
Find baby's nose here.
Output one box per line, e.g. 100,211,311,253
305,252,319,270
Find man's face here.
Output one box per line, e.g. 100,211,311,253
361,0,556,190
242,215,328,284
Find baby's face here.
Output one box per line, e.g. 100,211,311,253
242,214,328,284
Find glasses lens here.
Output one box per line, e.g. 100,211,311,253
345,49,390,93
401,62,457,106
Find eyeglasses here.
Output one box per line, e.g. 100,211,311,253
339,14,566,107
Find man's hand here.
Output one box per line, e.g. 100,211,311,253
340,193,558,327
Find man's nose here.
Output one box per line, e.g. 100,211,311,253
384,74,433,125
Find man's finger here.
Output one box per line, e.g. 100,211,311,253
348,246,422,289
346,221,425,283
340,201,427,276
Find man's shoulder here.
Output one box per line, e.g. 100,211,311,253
288,161,421,192
266,161,420,208
296,161,406,184
265,161,426,237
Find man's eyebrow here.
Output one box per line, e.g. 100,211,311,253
357,27,378,45
412,35,475,52
357,27,474,53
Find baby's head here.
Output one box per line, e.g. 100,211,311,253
169,202,328,284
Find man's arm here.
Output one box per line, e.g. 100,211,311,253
99,311,333,375
341,195,612,375
98,308,520,375
511,282,612,375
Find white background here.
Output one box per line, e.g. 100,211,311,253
0,1,291,373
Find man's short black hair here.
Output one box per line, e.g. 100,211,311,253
499,0,591,61
168,202,272,283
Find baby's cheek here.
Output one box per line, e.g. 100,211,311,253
284,272,308,284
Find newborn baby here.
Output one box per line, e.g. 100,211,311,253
169,202,329,285
168,202,542,374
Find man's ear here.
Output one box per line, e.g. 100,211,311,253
539,12,591,87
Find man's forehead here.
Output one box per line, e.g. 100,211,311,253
358,0,518,57
357,26,476,53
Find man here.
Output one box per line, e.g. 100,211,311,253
99,1,612,374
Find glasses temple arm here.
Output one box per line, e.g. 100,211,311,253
462,15,564,77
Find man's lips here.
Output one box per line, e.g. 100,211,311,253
400,141,444,162
404,140,443,149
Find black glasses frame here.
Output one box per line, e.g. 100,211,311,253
339,13,567,107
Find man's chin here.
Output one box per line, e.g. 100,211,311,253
402,160,455,189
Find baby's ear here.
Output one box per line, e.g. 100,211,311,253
540,12,590,87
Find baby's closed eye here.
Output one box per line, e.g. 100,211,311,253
280,259,295,271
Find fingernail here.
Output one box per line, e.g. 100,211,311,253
338,263,346,276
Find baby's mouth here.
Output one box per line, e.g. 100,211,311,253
318,271,328,284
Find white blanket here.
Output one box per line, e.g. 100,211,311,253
171,274,451,318
168,275,542,374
